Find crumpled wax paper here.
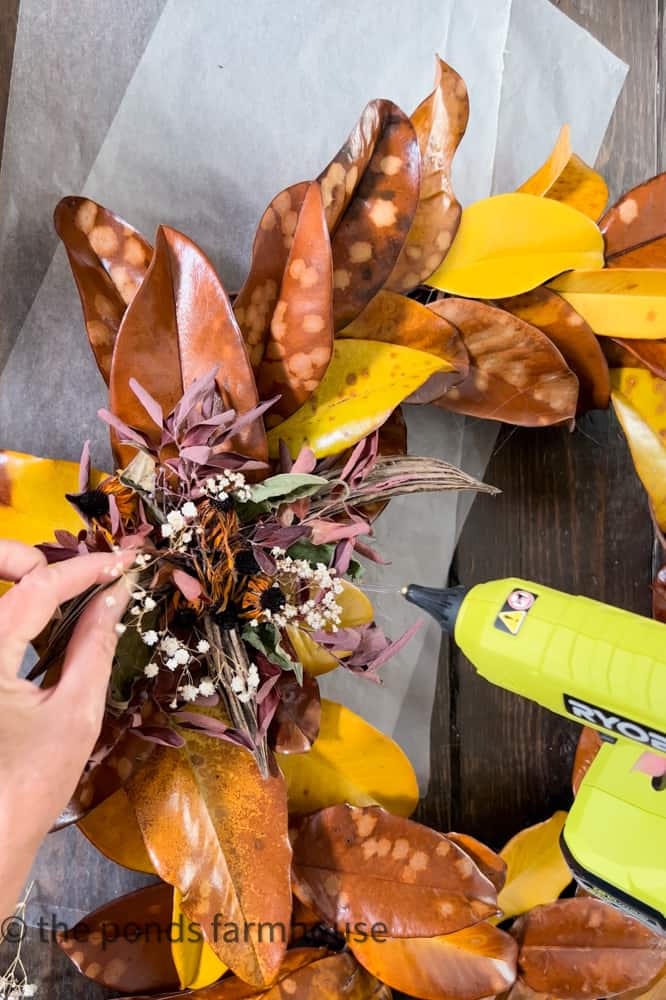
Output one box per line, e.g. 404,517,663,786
0,0,626,925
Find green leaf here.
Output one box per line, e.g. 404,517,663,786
248,473,328,506
242,623,303,683
286,539,364,580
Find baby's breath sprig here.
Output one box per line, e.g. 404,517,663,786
0,884,36,1000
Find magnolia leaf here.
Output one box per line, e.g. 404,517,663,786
77,788,156,874
350,921,518,1000
59,883,179,994
517,125,608,219
338,289,467,403
427,193,604,298
499,287,609,413
572,727,603,796
654,566,666,623
286,579,375,677
292,804,498,937
550,269,666,340
278,699,418,817
126,731,291,986
171,888,227,990
255,183,334,422
497,812,572,921
430,298,579,426
601,173,666,262
248,473,328,505
387,56,469,292
612,371,666,529
55,196,152,382
606,339,666,381
266,339,446,458
270,672,321,755
512,898,665,1000
616,971,666,1000
318,99,420,329
110,225,266,468
447,833,507,893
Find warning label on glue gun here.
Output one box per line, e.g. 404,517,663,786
494,588,538,636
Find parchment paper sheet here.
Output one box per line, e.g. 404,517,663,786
0,0,625,925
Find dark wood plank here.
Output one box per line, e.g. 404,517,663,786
422,0,660,848
0,0,19,161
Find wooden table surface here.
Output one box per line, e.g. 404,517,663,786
0,1,661,996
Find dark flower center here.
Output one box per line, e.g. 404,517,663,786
210,495,235,513
173,606,199,629
214,601,240,630
260,586,287,612
66,489,110,520
235,548,260,576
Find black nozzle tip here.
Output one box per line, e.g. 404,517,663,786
403,584,469,635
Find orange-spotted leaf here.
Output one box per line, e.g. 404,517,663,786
430,298,579,426
110,225,266,468
518,125,608,220
549,269,666,340
126,733,291,987
499,287,609,413
387,56,469,292
171,888,226,990
319,100,420,329
255,183,334,423
601,174,666,263
278,699,419,817
59,883,179,994
427,193,604,298
604,339,666,381
339,289,467,403
291,804,498,937
512,898,665,1000
447,832,507,893
78,788,155,874
266,339,446,458
55,197,152,382
611,368,666,529
350,921,518,1000
572,728,603,795
497,812,572,921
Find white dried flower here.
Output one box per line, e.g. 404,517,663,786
161,523,173,538
198,679,215,697
141,630,159,647
180,684,199,702
196,639,211,654
144,662,159,678
143,596,157,611
181,501,198,519
114,623,127,636
174,647,190,665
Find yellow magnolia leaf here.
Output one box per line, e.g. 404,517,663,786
518,124,608,220
171,887,227,990
612,374,666,530
77,788,156,874
266,340,445,458
287,580,374,677
426,193,604,298
278,699,418,817
497,811,572,921
550,269,666,339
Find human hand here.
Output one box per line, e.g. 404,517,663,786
0,541,135,926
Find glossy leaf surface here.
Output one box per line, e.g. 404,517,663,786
612,369,666,529
431,298,579,426
270,672,321,755
447,833,507,893
278,699,418,817
601,173,666,259
267,339,446,458
78,787,155,874
550,269,666,340
518,125,608,219
571,728,603,795
497,812,571,921
605,339,666,380
286,579,374,677
171,888,227,990
427,193,604,298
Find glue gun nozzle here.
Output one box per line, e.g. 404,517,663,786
402,583,469,634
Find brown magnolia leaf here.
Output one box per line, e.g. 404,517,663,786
339,289,468,403
447,832,507,893
55,197,153,382
59,883,179,994
430,298,579,426
351,921,518,1000
601,339,666,381
616,970,666,1000
513,899,666,1000
601,174,666,261
654,566,666,622
255,182,334,424
291,804,498,938
110,225,266,468
387,56,469,293
571,727,603,795
234,181,310,368
318,99,420,329
126,731,291,987
499,287,610,413
270,672,321,754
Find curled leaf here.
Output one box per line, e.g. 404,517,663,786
518,125,608,219
77,788,155,874
499,287,609,413
512,898,665,1000
447,833,507,894
267,339,446,458
55,197,152,382
572,728,603,795
270,672,321,754
550,269,666,340
603,338,666,381
350,922,518,1000
601,174,666,262
278,699,418,817
387,56,469,292
611,369,666,529
292,804,498,938
497,812,572,921
427,193,604,298
431,298,579,426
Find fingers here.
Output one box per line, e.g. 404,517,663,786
0,550,136,677
0,539,47,582
53,574,134,739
